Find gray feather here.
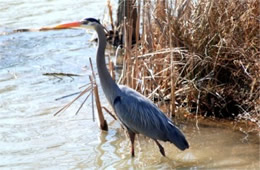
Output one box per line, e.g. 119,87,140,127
113,85,189,150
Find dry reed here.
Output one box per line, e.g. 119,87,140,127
115,0,259,125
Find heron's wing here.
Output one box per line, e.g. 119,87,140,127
114,85,170,140
114,85,189,150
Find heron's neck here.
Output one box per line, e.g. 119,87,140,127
95,25,120,105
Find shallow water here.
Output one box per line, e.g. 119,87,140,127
0,0,259,169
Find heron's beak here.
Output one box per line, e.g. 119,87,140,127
52,21,82,29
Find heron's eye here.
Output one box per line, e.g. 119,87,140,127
82,20,89,25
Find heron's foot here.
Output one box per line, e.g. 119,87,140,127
131,148,135,157
154,140,166,157
128,131,136,157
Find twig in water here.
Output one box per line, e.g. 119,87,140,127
43,72,82,81
75,90,93,115
55,91,82,101
54,85,92,116
43,72,82,77
89,58,108,131
102,106,117,120
90,75,95,122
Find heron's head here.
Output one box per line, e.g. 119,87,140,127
53,18,101,30
81,18,101,28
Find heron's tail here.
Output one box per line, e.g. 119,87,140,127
166,121,189,150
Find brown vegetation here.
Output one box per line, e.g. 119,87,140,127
110,0,259,125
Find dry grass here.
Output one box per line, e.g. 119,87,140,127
115,0,259,124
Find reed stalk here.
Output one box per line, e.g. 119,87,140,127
89,58,108,131
116,0,259,124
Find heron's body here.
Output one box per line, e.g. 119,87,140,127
55,18,189,156
115,85,188,149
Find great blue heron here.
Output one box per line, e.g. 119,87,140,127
54,18,189,157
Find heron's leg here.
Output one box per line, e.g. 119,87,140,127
128,131,136,157
154,140,165,156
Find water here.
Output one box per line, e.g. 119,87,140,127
0,0,259,169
